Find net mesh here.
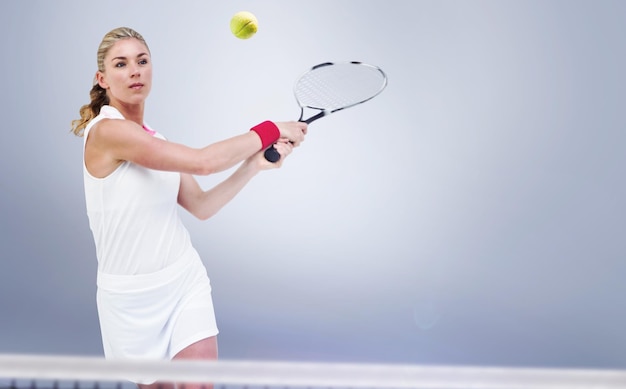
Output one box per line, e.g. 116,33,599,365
2,354,626,389
294,63,387,111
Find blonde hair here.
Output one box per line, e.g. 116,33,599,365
71,27,150,136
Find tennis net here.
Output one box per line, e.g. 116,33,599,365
1,353,626,389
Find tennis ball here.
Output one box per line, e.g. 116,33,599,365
230,11,258,39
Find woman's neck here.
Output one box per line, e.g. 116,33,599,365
109,101,144,126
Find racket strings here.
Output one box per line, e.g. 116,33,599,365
294,64,386,111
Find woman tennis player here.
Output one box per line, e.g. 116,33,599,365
71,27,306,388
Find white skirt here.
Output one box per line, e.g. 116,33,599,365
96,246,219,362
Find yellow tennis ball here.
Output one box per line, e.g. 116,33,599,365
230,11,258,39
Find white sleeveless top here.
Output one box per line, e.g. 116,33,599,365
83,106,193,275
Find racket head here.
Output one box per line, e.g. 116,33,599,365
264,61,387,162
294,61,388,122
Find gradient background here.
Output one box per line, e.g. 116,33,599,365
1,0,625,369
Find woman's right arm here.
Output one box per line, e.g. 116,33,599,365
85,119,307,177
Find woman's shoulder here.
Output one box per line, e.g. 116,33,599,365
85,105,125,136
99,105,125,120
87,106,163,142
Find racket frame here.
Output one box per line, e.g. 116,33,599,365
264,61,387,162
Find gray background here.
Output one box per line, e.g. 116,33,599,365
1,0,625,369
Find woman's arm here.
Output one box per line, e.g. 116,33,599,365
85,119,306,178
177,140,294,220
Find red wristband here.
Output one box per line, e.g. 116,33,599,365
250,121,280,150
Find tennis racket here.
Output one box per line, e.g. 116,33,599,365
264,61,388,162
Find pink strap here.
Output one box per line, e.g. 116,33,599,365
142,124,156,136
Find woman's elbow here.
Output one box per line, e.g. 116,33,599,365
188,204,218,221
194,158,232,176
191,160,218,176
195,211,215,221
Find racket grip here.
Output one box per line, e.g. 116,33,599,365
264,146,281,162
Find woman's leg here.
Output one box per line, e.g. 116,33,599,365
174,336,218,360
173,336,218,389
136,337,218,389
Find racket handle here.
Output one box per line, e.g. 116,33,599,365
264,117,312,162
264,146,281,162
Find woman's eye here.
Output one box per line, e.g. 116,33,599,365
139,59,149,65
115,62,126,68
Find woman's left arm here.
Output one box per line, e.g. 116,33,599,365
178,140,293,220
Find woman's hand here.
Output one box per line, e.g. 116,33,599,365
275,121,308,146
248,139,295,170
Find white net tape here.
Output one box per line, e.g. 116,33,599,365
1,354,626,389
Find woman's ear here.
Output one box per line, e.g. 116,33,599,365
96,71,108,89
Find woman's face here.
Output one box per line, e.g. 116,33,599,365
97,38,152,107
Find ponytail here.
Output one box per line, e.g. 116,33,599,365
70,82,109,137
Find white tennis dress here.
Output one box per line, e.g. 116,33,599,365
83,106,218,362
